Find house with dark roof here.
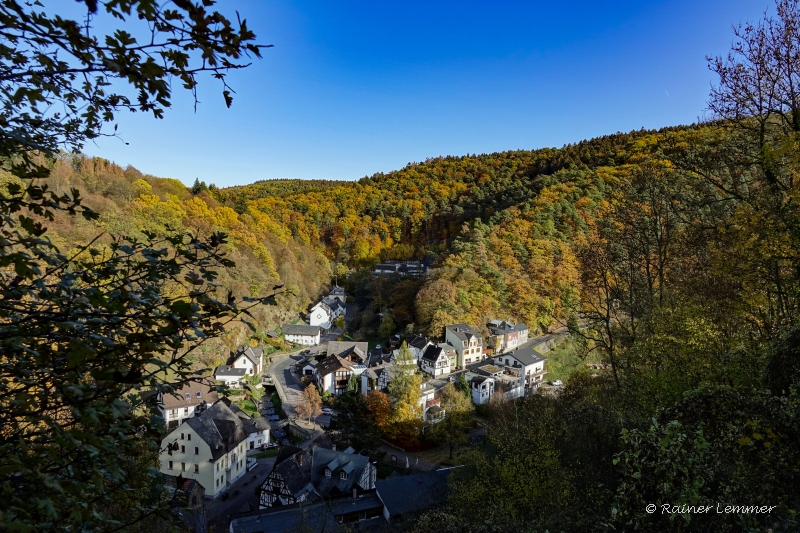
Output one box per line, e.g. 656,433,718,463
258,434,347,509
329,285,347,303
213,365,246,386
159,399,270,498
375,468,451,522
360,364,394,395
309,296,346,330
229,346,264,376
445,323,485,368
311,447,376,497
233,490,383,532
420,345,451,377
314,341,369,395
156,379,219,429
487,320,529,353
493,346,548,393
282,323,321,346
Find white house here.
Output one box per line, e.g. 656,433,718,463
230,346,264,376
156,379,219,429
282,324,321,346
492,347,548,393
419,345,451,377
309,297,346,330
470,376,495,405
159,399,270,498
214,365,246,386
315,341,368,395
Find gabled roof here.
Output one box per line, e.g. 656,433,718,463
406,334,430,350
161,379,219,409
282,323,321,336
327,341,368,362
330,285,345,295
215,365,246,378
376,469,451,518
264,434,333,499
470,375,492,386
502,347,547,367
316,355,354,378
421,345,448,363
311,447,371,497
184,400,247,461
446,323,482,342
487,321,528,335
233,346,263,368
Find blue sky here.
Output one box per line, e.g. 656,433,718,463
79,0,769,186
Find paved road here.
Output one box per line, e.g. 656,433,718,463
205,456,277,531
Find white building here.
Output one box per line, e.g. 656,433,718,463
159,399,270,498
315,341,368,395
492,347,548,393
282,324,321,346
230,346,264,376
214,365,246,386
155,379,219,429
470,375,495,405
419,345,451,377
309,297,346,330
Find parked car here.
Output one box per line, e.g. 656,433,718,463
552,380,564,387
263,442,279,450
375,344,381,350
321,407,334,415
300,349,310,355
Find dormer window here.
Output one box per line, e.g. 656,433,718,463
325,468,331,477
340,471,347,480
196,391,201,398
185,393,191,399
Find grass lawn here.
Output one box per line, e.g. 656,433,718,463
254,448,280,459
544,338,602,383
238,399,258,417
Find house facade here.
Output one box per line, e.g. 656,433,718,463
157,379,219,429
419,345,451,377
309,297,346,330
329,285,347,303
214,365,246,386
361,364,393,395
445,324,485,368
282,324,321,346
492,347,548,393
487,320,529,353
230,346,264,376
159,400,263,498
470,376,495,405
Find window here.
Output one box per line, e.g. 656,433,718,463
194,464,199,474
194,447,199,455
187,434,191,441
181,463,186,471
196,391,201,398
181,445,185,453
183,407,189,415
325,468,331,478
168,461,173,470
340,471,347,480
185,393,191,399
180,433,184,440
171,409,177,415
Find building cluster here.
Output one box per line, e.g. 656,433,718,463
226,434,451,532
371,260,428,278
149,381,271,499
213,346,264,387
279,285,347,348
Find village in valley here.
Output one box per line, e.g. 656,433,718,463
149,265,571,532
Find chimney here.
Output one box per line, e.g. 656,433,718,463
352,488,357,499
